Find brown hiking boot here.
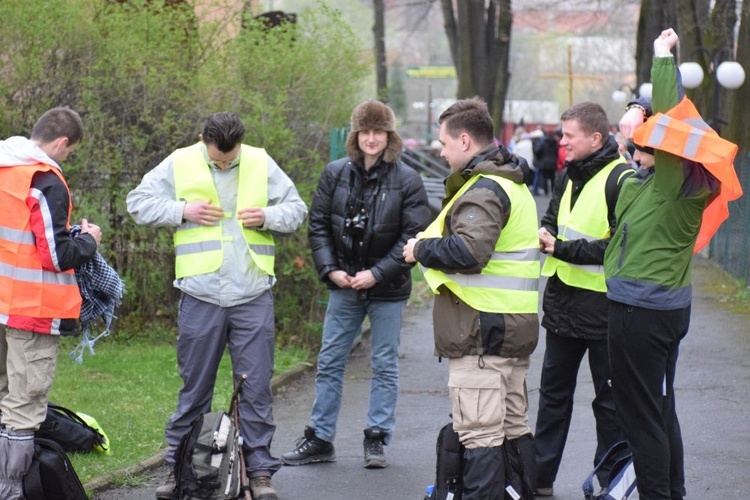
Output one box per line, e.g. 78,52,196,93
154,471,175,499
249,475,278,500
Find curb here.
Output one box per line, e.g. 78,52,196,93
83,333,375,495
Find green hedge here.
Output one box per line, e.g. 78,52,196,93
0,0,369,348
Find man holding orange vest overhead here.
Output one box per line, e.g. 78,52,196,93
0,107,102,499
127,111,306,500
606,29,741,499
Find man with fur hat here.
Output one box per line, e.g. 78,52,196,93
282,100,429,468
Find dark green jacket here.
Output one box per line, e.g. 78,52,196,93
604,57,719,310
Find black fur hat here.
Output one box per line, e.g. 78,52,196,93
345,100,403,164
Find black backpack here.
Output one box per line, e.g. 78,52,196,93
173,411,243,500
36,403,108,454
430,422,464,500
23,437,88,500
430,422,535,500
502,438,535,500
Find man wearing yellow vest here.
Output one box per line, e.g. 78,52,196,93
532,102,635,496
127,112,307,500
606,29,740,499
0,107,102,499
403,98,540,499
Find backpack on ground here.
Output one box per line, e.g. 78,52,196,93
582,440,638,500
23,437,88,500
429,421,536,500
502,438,535,500
173,379,248,500
430,421,464,499
36,402,109,454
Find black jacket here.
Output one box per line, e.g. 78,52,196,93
540,136,633,339
308,156,430,301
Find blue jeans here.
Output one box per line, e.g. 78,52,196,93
310,289,405,444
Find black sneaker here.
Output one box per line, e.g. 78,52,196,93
363,428,387,469
281,426,336,465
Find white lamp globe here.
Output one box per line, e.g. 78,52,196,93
612,89,628,103
716,61,746,89
639,83,653,99
679,62,705,89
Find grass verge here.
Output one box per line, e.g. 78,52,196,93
49,336,310,485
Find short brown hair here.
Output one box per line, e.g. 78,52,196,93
438,97,494,146
31,107,83,146
560,102,610,140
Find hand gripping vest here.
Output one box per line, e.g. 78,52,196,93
0,164,82,326
632,97,742,253
541,156,625,293
420,174,540,314
172,143,275,278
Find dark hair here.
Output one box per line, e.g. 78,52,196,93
438,97,494,146
30,107,83,146
202,112,246,153
560,102,610,140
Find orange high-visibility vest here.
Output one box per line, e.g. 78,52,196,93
0,164,82,324
633,97,742,252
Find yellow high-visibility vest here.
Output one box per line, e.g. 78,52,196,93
541,157,625,292
420,174,540,314
172,143,275,278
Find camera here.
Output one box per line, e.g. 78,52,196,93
345,209,369,237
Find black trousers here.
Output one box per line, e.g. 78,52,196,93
609,301,688,500
534,332,622,487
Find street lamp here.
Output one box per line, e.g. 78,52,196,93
678,47,746,133
611,82,652,103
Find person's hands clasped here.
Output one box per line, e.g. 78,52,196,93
183,200,224,226
350,270,377,291
327,270,353,288
238,207,266,228
80,218,102,247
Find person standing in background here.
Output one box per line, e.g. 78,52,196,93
533,102,634,497
282,100,429,470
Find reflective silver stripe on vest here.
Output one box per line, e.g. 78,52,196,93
557,225,596,242
174,240,222,256
570,263,604,274
0,262,78,285
0,226,35,245
450,273,538,291
684,117,711,130
175,222,204,232
0,312,7,324
491,248,540,261
248,245,275,256
648,115,705,158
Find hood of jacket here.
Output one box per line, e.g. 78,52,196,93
0,136,60,170
566,135,620,183
446,144,530,196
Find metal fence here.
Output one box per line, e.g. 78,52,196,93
709,151,750,285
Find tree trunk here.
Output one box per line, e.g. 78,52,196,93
374,0,387,101
440,0,512,131
726,0,750,153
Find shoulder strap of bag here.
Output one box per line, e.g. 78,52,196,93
581,440,631,499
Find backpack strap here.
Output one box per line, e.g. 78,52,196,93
605,162,635,228
581,440,631,499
